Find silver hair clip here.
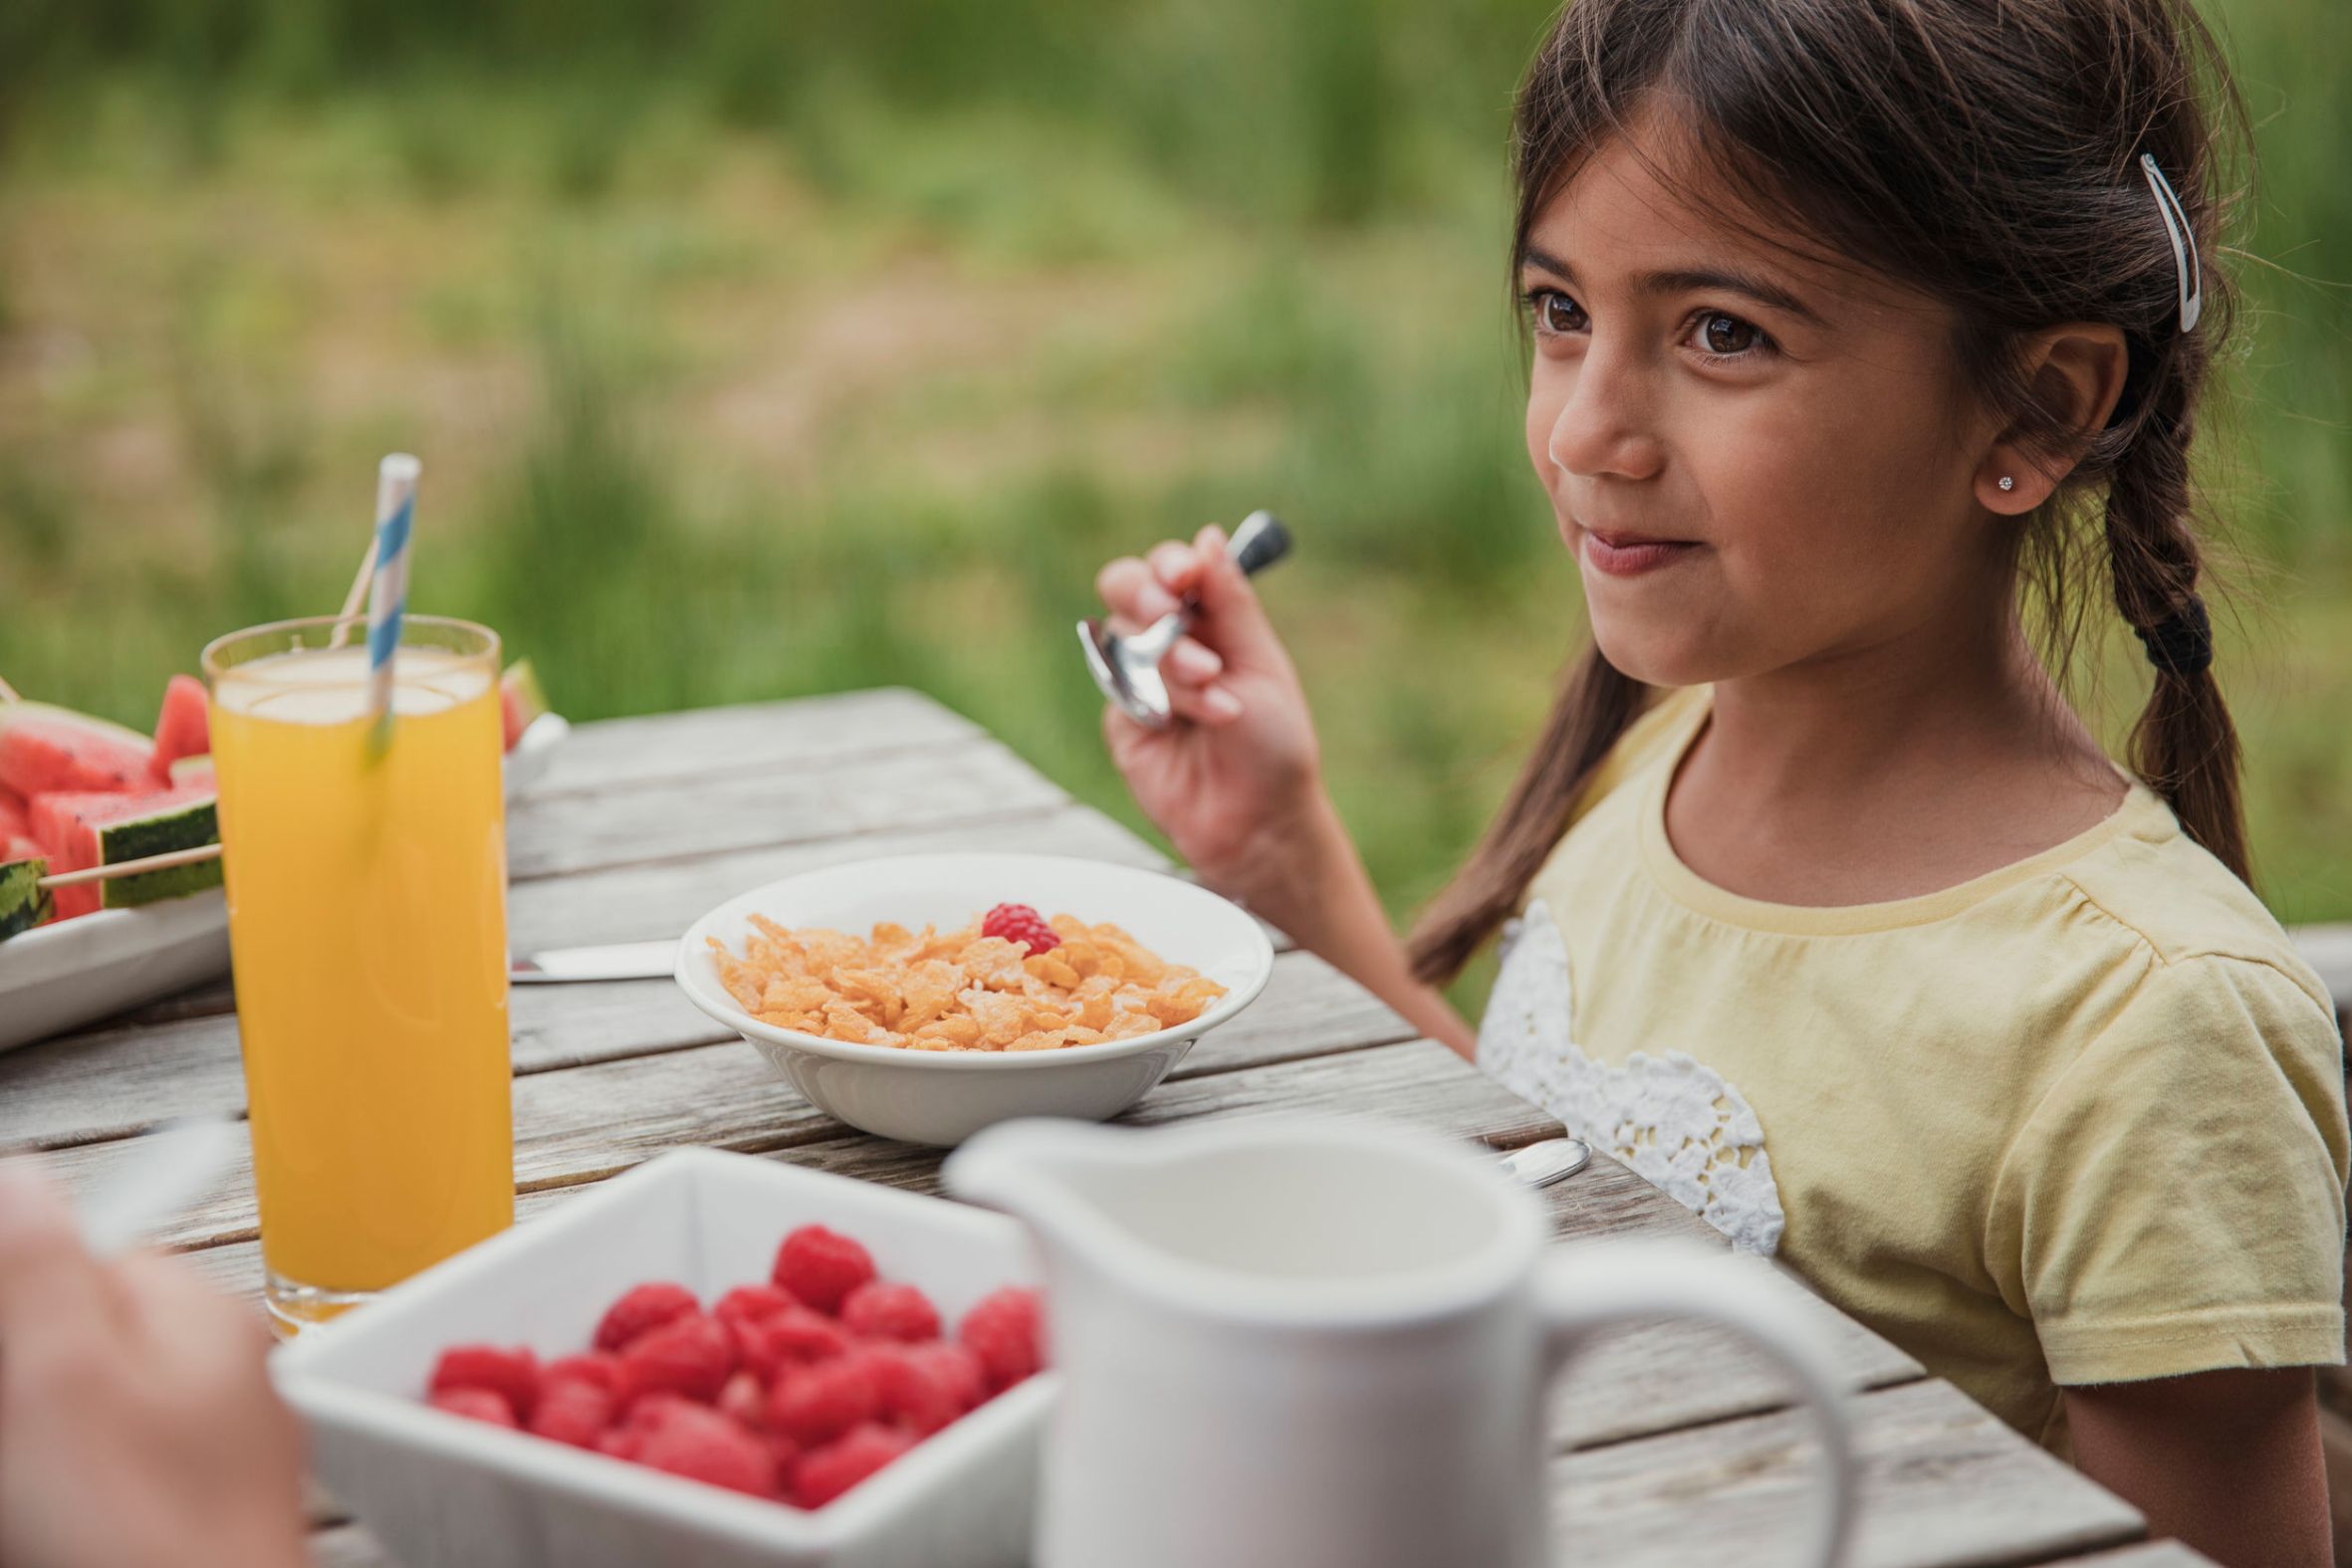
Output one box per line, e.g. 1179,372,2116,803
2139,152,2202,334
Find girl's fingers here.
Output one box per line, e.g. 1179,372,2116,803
1168,636,1223,685
1147,541,1205,597
1095,556,1180,635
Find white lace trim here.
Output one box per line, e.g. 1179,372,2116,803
1477,900,1786,1256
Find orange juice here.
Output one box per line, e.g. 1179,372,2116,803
205,617,512,1331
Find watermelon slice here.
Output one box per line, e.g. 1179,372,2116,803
148,674,211,784
167,755,215,789
31,784,220,919
500,658,549,753
1,851,52,942
0,786,28,842
0,703,153,796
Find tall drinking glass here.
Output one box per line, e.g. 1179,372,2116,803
203,615,514,1333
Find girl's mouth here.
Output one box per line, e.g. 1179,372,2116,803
1578,526,1701,578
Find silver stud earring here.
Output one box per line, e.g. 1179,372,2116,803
1998,476,2015,493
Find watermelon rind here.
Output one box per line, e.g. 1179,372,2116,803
1,855,54,942
93,794,223,911
167,754,216,786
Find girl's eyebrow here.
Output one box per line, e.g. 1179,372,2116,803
1521,245,1826,328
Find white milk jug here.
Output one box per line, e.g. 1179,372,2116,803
946,1114,1856,1568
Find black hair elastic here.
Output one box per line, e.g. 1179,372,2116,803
2134,594,2213,677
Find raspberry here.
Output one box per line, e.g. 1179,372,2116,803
529,1377,615,1449
631,1400,781,1499
792,1423,914,1508
959,1287,1045,1394
767,1353,884,1446
714,1283,797,1331
428,1344,541,1423
839,1280,940,1343
593,1281,700,1353
733,1304,851,1381
544,1352,625,1395
981,902,1058,956
872,1342,986,1436
717,1370,769,1431
428,1387,518,1428
619,1312,736,1405
773,1226,875,1315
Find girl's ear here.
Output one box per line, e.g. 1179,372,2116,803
1978,323,2132,515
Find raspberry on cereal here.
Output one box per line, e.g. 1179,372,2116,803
428,1387,519,1428
766,1354,884,1446
733,1304,851,1381
872,1342,986,1436
793,1423,915,1508
632,1400,781,1499
428,1345,541,1423
980,903,1058,956
959,1287,1044,1394
619,1312,736,1404
714,1283,797,1331
773,1226,875,1315
528,1377,615,1449
593,1281,700,1353
839,1280,940,1343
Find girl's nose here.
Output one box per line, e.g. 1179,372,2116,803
1545,343,1665,483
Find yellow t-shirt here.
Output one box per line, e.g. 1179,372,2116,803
1475,685,2349,1455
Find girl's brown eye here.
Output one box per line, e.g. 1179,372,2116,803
1540,292,1585,335
1700,312,1760,354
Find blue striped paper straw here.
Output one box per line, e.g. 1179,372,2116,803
365,453,420,746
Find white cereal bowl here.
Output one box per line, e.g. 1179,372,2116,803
674,852,1276,1147
273,1148,1054,1568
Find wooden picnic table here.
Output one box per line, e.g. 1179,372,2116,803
0,689,2223,1568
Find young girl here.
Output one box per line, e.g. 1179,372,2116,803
1092,0,2347,1559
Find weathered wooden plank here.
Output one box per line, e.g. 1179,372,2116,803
40,1037,1559,1254
0,941,1402,1155
1550,1378,2141,1568
509,735,1065,881
1545,1248,1924,1452
76,802,1169,1036
522,689,983,799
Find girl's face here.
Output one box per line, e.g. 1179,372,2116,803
1523,120,2002,686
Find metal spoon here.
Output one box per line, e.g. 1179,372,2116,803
1500,1137,1591,1189
1079,511,1293,730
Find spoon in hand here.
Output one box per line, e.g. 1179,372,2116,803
1079,511,1292,731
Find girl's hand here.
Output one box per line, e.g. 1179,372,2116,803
1093,523,1323,887
0,1160,310,1568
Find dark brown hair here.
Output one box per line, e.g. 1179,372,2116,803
1409,0,2251,984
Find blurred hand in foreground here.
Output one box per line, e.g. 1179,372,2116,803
0,1159,309,1568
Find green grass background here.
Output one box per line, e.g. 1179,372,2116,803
1,0,2346,957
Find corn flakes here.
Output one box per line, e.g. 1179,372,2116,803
709,911,1226,1053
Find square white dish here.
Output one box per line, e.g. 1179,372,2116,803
273,1146,1051,1568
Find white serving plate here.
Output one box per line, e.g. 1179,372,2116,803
0,712,571,1053
674,851,1276,1147
274,1147,1052,1568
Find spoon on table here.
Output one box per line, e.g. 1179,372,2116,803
1079,510,1293,731
1501,1137,1590,1189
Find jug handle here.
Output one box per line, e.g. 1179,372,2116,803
1535,1239,1858,1567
